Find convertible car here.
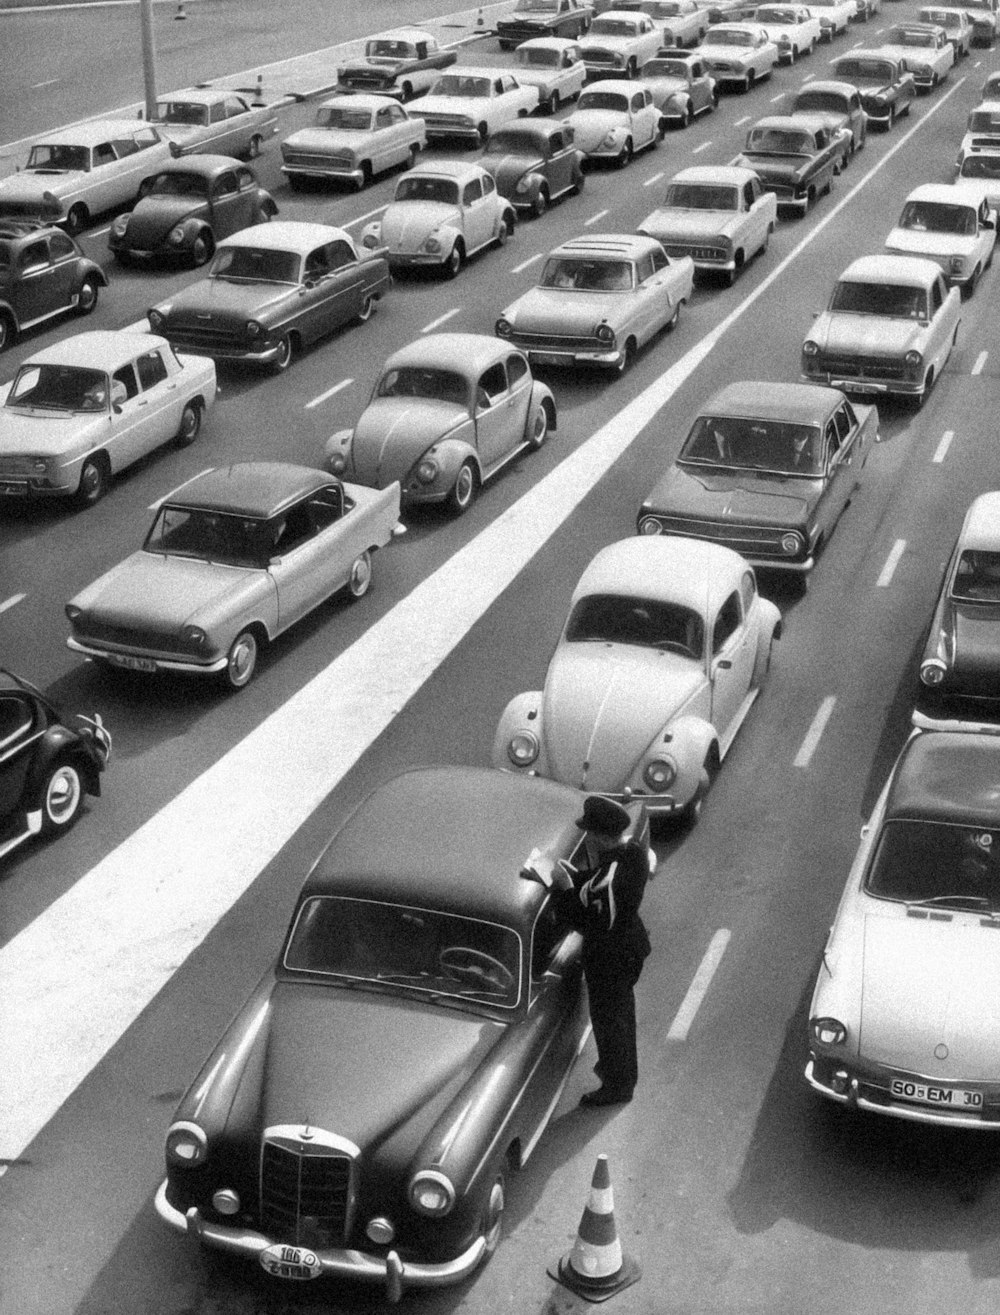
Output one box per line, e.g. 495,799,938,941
884,182,995,294
492,536,780,823
637,381,878,573
155,766,603,1297
731,114,850,215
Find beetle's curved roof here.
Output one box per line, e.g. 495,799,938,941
21,330,169,370
960,491,1000,550
166,462,338,518
793,79,857,98
407,159,491,181
747,113,831,133
700,379,847,424
887,731,1000,826
838,253,944,287
572,535,750,617
217,220,352,252
383,332,519,375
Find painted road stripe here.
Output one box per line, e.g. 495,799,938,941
734,115,751,125
343,204,386,229
973,350,988,375
421,307,461,333
0,593,25,615
877,538,906,587
932,429,954,463
0,98,964,1161
32,79,59,89
691,140,712,153
667,929,731,1041
794,696,837,768
584,209,609,226
770,92,784,102
305,378,353,410
643,171,664,187
511,252,543,273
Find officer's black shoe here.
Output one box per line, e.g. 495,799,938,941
580,1085,633,1107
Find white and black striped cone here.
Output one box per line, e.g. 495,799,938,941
549,1154,640,1302
174,1,187,17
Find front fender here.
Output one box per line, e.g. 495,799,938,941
79,261,108,289
323,427,353,476
526,380,556,434
423,435,481,488
492,690,548,775
628,713,716,807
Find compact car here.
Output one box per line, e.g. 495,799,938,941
918,5,972,56
0,667,110,862
639,52,718,125
914,492,1000,730
155,766,602,1297
964,0,1000,45
148,222,390,371
324,334,555,514
360,162,516,277
803,0,857,38
806,730,1000,1129
150,88,278,159
884,182,995,294
830,51,916,128
878,22,955,90
982,71,1000,96
624,0,709,47
731,114,850,215
954,148,1000,210
789,80,867,153
108,156,278,266
638,165,776,282
496,233,694,372
0,221,106,352
280,95,426,191
956,100,1000,169
0,120,172,234
800,254,962,405
693,24,779,91
481,121,585,216
637,381,877,573
498,0,595,47
578,10,663,74
336,29,458,100
512,38,589,114
65,463,401,689
0,330,216,506
752,4,823,61
408,70,539,145
492,537,780,823
564,80,662,164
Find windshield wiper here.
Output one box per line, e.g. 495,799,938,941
907,894,992,909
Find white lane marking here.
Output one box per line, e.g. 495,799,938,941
148,468,214,511
877,538,906,587
511,252,544,273
32,79,59,89
584,208,609,226
734,115,751,125
0,593,25,615
973,349,988,375
794,695,837,768
932,429,954,463
770,92,785,102
91,224,111,238
0,96,964,1163
643,171,664,186
691,140,712,153
667,929,731,1042
421,307,461,333
304,378,353,410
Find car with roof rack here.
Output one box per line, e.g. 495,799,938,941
280,95,426,191
336,29,458,100
149,87,278,160
0,220,106,353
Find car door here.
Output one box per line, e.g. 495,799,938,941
14,236,70,325
374,103,404,170
0,691,41,822
474,359,521,467
520,902,587,1132
113,127,164,205
207,167,248,238
546,127,575,194
297,238,365,341
105,350,173,471
269,486,353,629
742,176,767,251
461,174,495,251
928,271,959,373
824,400,862,522
709,589,755,735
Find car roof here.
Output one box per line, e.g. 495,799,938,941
973,98,1000,111
158,87,244,106
887,731,1000,828
704,21,768,32
407,159,486,180
834,48,900,66
517,36,582,49
903,181,978,206
21,330,170,370
165,462,339,518
671,164,760,185
490,119,563,143
155,153,249,177
29,120,157,146
216,221,352,253
0,219,66,243
838,253,942,287
960,491,1000,550
372,26,436,41
749,114,828,132
795,79,856,97
550,233,662,259
316,92,406,111
919,5,967,15
886,20,943,32
302,767,585,929
702,379,847,423
580,79,641,94
382,332,517,375
573,536,749,616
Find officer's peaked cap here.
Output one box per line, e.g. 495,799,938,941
576,794,630,837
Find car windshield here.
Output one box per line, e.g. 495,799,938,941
968,109,1000,131
960,155,1000,180
835,57,894,80
283,895,523,1009
680,414,824,475
591,18,640,33
209,245,300,283
484,128,537,153
517,47,560,66
394,175,461,203
146,170,209,198
898,199,977,235
952,549,1000,602
26,144,90,171
540,256,634,289
566,593,706,657
430,74,492,96
888,26,935,44
830,279,928,318
155,101,210,126
795,91,848,113
367,39,416,56
757,8,796,22
650,2,684,14
865,819,1000,910
709,28,756,43
662,182,739,209
746,127,813,153
644,59,691,77
5,364,109,413
577,90,630,111
376,366,468,404
315,105,374,130
922,8,956,24
517,0,559,9
144,505,271,568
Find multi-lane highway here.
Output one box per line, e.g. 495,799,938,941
4,1,1000,1312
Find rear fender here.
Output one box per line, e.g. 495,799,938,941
25,728,101,802
526,381,557,434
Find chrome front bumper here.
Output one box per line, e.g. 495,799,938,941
67,636,227,675
805,1058,1000,1130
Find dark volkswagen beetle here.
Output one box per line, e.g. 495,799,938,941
0,220,106,353
480,120,585,217
155,768,635,1300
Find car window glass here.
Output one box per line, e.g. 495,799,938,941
631,92,645,113
477,363,508,408
18,241,49,272
236,166,256,190
463,178,483,205
375,107,394,129
833,404,852,444
308,485,343,530
930,277,944,313
135,127,160,151
824,419,839,458
650,245,667,272
416,42,428,57
0,694,33,750
113,363,140,400
507,353,529,387
712,592,742,654
743,182,755,209
327,239,357,270
135,350,168,390
212,170,240,198
304,245,331,279
209,102,227,124
636,252,655,282
270,502,315,554
531,900,565,979
482,172,496,196
740,570,756,613
48,232,76,261
93,142,116,167
225,97,248,118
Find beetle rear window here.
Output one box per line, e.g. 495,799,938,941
866,819,1000,911
146,171,210,198
566,593,705,657
283,895,523,1009
394,175,460,204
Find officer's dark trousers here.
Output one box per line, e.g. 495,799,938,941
584,953,643,1095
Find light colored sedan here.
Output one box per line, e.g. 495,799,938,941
0,330,216,507
953,148,1000,210
324,334,555,514
803,0,857,39
280,95,425,191
492,536,781,824
956,100,1000,170
496,232,694,371
407,70,539,145
636,0,708,47
513,38,588,115
878,22,955,91
564,80,662,164
693,24,779,91
579,10,663,74
801,253,962,405
806,730,1000,1129
150,88,278,160
65,463,402,689
884,182,995,294
752,4,823,62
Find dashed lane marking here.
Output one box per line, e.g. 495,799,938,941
0,594,25,615
973,350,988,375
584,209,609,226
667,929,731,1042
932,430,954,463
421,307,461,333
305,378,353,410
794,695,837,768
877,538,906,587
643,171,664,186
691,140,712,153
511,252,544,273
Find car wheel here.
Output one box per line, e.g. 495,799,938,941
745,68,756,91
682,102,694,128
356,161,374,191
616,138,633,169
175,401,202,447
478,122,489,145
664,299,681,332
65,204,89,235
346,550,373,599
223,630,259,689
678,753,716,828
964,265,981,297
614,337,636,374
288,175,309,192
495,214,512,247
532,188,548,218
546,91,560,115
356,293,376,323
444,243,464,278
76,455,110,507
401,81,414,100
448,460,478,514
0,311,15,352
38,760,84,835
570,167,585,195
76,276,100,317
191,231,214,267
406,142,420,169
478,1163,508,1263
527,402,548,450
247,134,263,159
271,333,294,372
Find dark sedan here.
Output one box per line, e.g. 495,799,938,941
497,0,594,48
637,380,879,574
108,155,277,267
830,51,916,129
731,113,850,215
0,221,105,353
154,767,615,1299
481,120,585,216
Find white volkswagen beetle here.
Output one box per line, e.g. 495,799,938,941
491,536,780,824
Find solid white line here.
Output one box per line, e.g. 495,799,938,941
32,79,60,89
148,468,215,511
421,307,461,333
584,209,609,226
667,929,731,1041
0,593,25,615
734,115,751,126
973,350,988,375
511,252,544,273
794,696,836,768
691,140,712,154
877,538,906,587
643,171,664,186
932,429,954,463
304,378,353,410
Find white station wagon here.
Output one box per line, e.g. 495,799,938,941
884,181,995,294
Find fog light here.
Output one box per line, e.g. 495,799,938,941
213,1188,240,1215
366,1216,396,1244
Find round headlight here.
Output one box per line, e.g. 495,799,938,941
181,624,208,649
424,235,442,253
148,308,165,332
212,1188,240,1215
643,757,677,791
515,177,531,194
613,53,625,66
246,320,263,339
904,349,923,367
508,731,539,766
920,658,947,686
327,452,346,474
409,1170,455,1217
366,1216,396,1244
495,317,513,338
167,224,186,246
165,1122,208,1167
602,130,619,148
801,340,819,357
65,603,83,623
781,532,802,555
595,322,615,343
638,516,662,536
32,458,48,474
810,1017,847,1046
111,213,129,237
916,63,931,76
416,457,439,484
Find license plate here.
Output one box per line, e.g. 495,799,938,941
107,653,157,672
840,381,878,394
530,351,567,366
259,1244,322,1280
890,1078,984,1110
0,481,27,496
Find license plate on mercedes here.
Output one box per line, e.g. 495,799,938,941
108,653,157,672
890,1078,983,1110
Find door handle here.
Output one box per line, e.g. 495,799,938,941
137,399,149,407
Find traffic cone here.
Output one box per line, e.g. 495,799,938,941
174,1,186,17
476,7,484,25
549,1154,640,1302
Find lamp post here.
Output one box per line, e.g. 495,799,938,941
139,0,158,121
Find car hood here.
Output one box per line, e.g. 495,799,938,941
542,642,703,791
123,194,205,245
644,462,815,527
160,276,290,323
415,94,489,115
699,42,752,61
504,284,624,334
0,170,78,203
567,110,627,149
72,550,257,630
262,983,504,1146
350,397,469,487
736,152,812,183
155,124,203,145
483,153,543,192
860,912,1000,1077
283,127,366,153
640,207,742,241
0,408,102,458
884,227,977,259
810,311,924,356
381,201,462,252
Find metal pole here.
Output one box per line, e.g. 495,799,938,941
139,0,158,121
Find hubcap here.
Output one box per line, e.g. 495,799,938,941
350,554,372,595
47,766,81,825
455,466,474,505
228,635,256,685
